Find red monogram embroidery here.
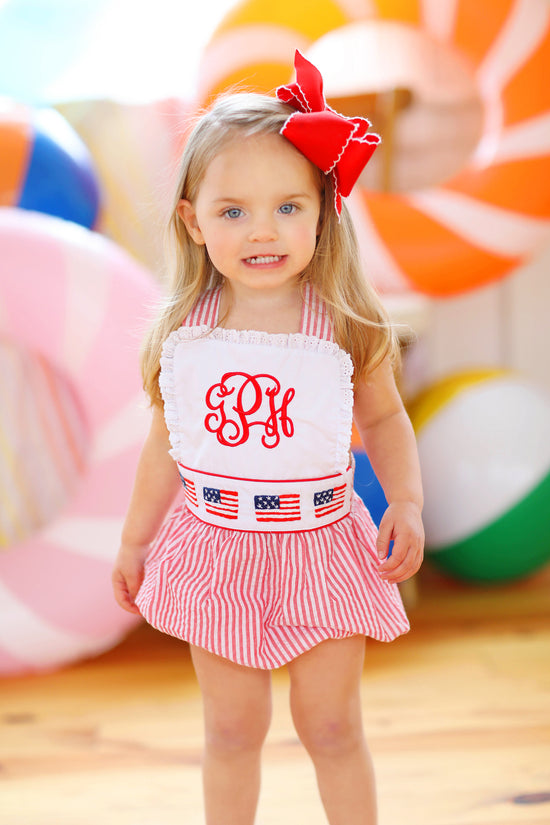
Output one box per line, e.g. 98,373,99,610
205,372,295,448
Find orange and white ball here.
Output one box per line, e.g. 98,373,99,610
198,0,550,296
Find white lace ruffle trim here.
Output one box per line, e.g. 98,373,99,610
159,325,355,473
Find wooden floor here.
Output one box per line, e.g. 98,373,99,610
1,562,549,825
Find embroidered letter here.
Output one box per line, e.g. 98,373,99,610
205,372,295,448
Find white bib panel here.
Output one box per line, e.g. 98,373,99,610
162,327,353,479
158,288,356,531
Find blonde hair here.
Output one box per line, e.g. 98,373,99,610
142,93,400,405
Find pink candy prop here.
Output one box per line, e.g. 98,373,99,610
0,209,159,675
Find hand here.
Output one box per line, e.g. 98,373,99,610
112,543,150,615
376,501,424,583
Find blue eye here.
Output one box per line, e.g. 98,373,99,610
279,203,297,215
224,207,243,219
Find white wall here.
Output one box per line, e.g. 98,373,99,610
402,242,550,399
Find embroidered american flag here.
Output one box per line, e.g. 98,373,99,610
178,467,198,508
203,486,239,520
254,493,301,523
314,484,346,518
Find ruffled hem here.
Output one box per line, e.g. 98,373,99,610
136,493,409,670
158,325,355,471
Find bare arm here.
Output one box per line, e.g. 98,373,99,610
354,357,424,583
112,404,182,613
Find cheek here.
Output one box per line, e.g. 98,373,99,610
201,226,230,258
203,243,226,271
296,224,319,258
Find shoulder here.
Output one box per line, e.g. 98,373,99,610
354,358,404,427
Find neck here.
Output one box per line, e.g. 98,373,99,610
219,281,303,334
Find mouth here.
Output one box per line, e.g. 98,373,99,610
244,255,285,265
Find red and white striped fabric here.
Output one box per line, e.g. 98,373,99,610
300,281,334,340
184,286,220,328
185,280,334,338
136,284,409,669
137,492,408,669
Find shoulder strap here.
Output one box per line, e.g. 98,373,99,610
184,283,334,339
182,287,221,328
300,282,335,341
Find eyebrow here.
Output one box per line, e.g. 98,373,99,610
212,192,314,204
212,197,245,204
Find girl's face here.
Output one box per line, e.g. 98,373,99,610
178,132,322,297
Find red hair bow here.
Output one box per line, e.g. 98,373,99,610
277,50,381,216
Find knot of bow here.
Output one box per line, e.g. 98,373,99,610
277,50,381,216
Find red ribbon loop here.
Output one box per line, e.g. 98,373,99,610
277,50,381,215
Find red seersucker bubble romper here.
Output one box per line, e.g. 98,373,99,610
136,282,409,668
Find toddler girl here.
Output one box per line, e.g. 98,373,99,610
113,50,424,825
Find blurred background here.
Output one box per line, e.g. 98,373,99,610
1,2,549,823
1,0,550,789
1,0,550,672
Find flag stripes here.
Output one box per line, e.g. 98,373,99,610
203,486,239,520
177,465,199,508
314,483,347,518
254,493,301,523
176,473,353,524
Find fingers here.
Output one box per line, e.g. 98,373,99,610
375,505,424,583
379,549,422,583
375,503,425,583
376,516,393,560
378,532,424,583
112,570,143,615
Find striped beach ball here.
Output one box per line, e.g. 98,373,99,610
0,208,159,675
198,0,550,296
408,369,550,582
0,98,100,229
57,97,192,274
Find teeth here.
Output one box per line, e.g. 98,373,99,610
246,256,282,264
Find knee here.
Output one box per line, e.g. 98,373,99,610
205,707,271,756
293,713,364,760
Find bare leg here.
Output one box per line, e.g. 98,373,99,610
286,636,377,825
190,645,272,825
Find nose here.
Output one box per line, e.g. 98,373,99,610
247,214,278,243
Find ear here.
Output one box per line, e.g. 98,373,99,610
177,199,205,245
